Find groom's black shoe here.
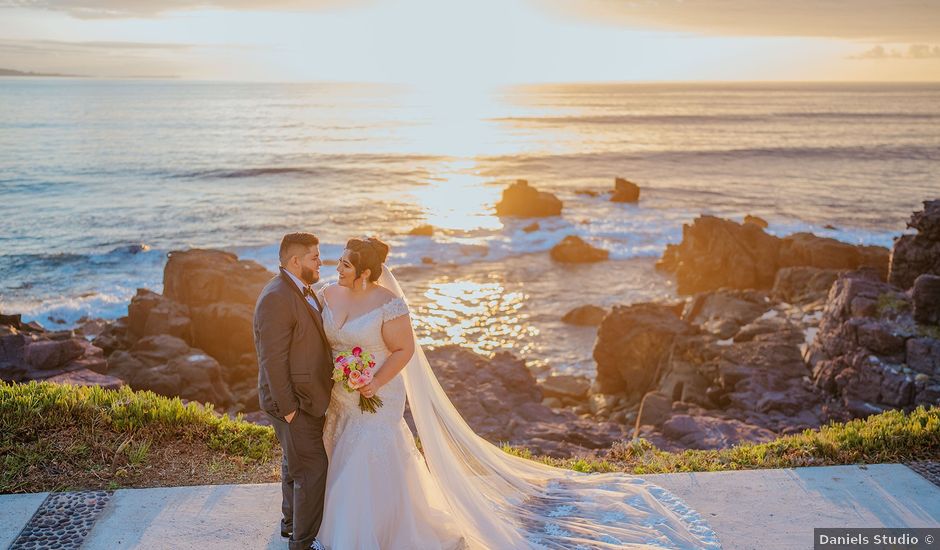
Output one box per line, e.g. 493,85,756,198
281,526,292,538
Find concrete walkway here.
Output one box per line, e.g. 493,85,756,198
3,463,939,549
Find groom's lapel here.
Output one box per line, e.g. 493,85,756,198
279,269,329,346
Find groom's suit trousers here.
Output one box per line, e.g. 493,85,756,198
267,408,329,550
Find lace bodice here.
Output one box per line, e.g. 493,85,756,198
318,284,409,356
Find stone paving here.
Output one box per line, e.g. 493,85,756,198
2,462,939,549
907,460,940,488
8,491,111,550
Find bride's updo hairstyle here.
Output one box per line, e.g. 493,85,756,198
345,237,390,282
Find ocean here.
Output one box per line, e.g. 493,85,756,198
1,79,938,376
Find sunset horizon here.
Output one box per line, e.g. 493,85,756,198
2,0,938,84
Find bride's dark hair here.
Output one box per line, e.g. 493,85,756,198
345,237,390,282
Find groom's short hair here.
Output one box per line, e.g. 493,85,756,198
279,232,320,265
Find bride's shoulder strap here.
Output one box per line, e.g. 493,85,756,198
317,282,335,302
381,296,409,323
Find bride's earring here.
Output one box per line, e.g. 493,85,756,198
362,278,367,291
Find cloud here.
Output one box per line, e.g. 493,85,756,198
537,0,940,42
0,0,358,18
0,39,197,54
0,38,244,77
848,44,940,60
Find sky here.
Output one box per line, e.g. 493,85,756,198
0,0,938,84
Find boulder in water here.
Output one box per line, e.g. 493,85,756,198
656,215,890,295
494,180,563,218
610,177,640,203
656,215,781,294
561,305,607,326
550,236,609,263
408,225,434,237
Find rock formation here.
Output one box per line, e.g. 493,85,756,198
806,269,940,415
561,305,607,326
421,346,627,457
550,236,609,263
1,314,107,385
593,303,695,398
656,215,889,294
88,249,275,412
889,199,940,289
494,180,563,218
107,334,237,407
408,225,434,237
610,177,640,203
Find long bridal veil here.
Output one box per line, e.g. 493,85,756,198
378,265,721,549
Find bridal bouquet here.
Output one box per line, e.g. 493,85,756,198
332,346,384,413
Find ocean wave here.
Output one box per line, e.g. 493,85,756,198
493,114,762,125
482,144,940,167
171,154,452,180
0,245,167,302
0,245,161,272
174,166,336,179
15,291,136,329
773,112,940,120
494,112,939,126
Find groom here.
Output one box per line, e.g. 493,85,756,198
254,232,334,550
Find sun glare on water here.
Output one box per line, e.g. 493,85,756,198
412,280,537,356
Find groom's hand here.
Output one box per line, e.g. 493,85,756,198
284,410,297,423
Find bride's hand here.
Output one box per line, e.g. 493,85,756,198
358,381,379,399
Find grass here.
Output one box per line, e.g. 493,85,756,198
2,381,938,493
1,380,280,493
503,405,940,474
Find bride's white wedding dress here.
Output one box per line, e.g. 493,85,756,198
318,285,466,549
318,268,722,549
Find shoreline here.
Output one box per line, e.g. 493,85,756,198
2,195,938,457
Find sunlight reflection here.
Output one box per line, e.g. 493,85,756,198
395,83,523,158
411,280,537,357
411,163,502,232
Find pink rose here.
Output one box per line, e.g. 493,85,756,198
343,366,351,376
360,370,373,384
352,346,362,357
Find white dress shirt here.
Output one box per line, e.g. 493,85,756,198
283,268,320,312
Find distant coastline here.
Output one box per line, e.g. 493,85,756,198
0,68,83,77
0,68,178,78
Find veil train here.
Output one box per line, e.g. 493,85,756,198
378,264,721,549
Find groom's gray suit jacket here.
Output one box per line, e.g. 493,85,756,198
254,268,334,418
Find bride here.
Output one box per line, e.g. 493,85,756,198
316,237,721,550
